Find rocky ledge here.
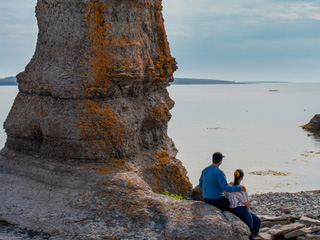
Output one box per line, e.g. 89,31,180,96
1,191,318,239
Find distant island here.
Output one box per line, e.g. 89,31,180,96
0,76,289,86
172,78,236,85
172,78,289,85
0,76,17,86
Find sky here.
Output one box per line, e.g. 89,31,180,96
0,0,320,82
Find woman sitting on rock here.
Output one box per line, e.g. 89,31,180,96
225,169,261,240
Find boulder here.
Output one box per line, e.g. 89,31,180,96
0,148,250,239
191,185,204,201
302,114,320,131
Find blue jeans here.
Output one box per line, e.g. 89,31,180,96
232,206,261,240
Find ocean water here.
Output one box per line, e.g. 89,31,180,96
0,87,18,149
167,83,320,193
1,84,320,193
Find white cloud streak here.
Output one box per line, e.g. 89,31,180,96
163,0,320,20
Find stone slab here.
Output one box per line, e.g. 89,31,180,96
285,227,312,239
305,234,320,240
259,215,288,222
261,220,288,228
259,232,273,240
300,217,320,226
271,223,305,236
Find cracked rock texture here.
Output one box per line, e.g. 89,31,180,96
0,0,250,239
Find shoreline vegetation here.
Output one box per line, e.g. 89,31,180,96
0,76,290,86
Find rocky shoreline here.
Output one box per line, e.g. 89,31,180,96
1,191,319,240
250,191,320,240
250,191,320,218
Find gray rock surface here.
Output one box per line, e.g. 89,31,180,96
0,148,249,239
0,0,250,239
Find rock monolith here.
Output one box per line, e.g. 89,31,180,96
0,0,250,239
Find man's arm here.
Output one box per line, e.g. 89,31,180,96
218,171,241,192
224,183,241,192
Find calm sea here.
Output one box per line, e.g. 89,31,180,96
1,83,320,193
167,83,320,193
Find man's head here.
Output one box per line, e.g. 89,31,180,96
212,152,224,165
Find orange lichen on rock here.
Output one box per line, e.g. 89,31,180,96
93,159,132,175
78,99,127,151
150,103,172,124
152,3,177,86
84,0,149,94
84,0,112,93
84,0,177,90
151,151,192,197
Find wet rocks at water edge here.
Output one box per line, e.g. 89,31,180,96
250,191,320,240
302,114,320,132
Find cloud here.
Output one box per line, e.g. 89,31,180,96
163,0,320,21
0,0,37,40
270,2,320,20
0,0,36,9
162,0,320,82
0,23,37,39
163,0,320,41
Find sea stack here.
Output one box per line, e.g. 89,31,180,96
0,0,249,239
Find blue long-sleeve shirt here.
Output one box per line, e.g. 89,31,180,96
199,165,241,199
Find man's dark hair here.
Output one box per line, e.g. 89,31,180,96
212,152,224,163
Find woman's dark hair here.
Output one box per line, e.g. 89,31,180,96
234,169,244,186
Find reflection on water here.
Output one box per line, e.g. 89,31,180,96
311,132,320,143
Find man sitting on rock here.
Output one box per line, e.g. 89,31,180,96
199,152,246,211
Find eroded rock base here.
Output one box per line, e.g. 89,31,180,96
0,149,249,240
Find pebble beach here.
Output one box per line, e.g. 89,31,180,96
251,191,320,240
